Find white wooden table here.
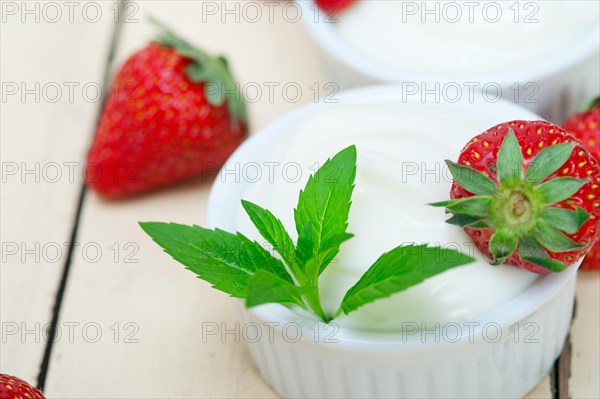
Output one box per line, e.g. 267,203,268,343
1,1,598,398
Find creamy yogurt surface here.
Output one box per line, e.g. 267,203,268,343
334,0,600,75
234,103,539,331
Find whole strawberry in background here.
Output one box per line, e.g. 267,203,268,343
433,121,600,274
315,0,356,14
563,97,600,271
86,21,247,198
0,374,45,399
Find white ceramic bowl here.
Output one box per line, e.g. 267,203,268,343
206,86,579,398
298,0,600,123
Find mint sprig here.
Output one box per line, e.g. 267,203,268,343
141,145,475,322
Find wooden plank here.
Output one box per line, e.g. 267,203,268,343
0,2,116,383
570,273,600,398
44,1,324,397
527,375,552,399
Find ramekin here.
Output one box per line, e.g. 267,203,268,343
297,0,600,123
206,85,580,398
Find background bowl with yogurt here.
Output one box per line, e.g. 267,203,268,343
206,85,581,398
298,0,600,122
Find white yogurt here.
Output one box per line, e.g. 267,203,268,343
234,104,539,331
335,1,600,75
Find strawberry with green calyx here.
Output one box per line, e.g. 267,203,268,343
432,121,600,274
563,96,600,270
86,19,247,198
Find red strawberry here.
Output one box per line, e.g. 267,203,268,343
580,240,600,271
563,97,600,270
0,374,45,399
432,121,600,274
315,0,356,14
86,22,247,198
564,98,600,159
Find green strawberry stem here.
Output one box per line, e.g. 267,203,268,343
589,95,600,110
149,17,247,124
576,95,600,113
432,129,590,272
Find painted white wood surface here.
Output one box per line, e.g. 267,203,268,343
0,3,115,383
571,273,600,398
1,1,596,398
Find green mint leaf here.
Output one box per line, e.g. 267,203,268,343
430,196,493,217
524,143,574,184
296,221,314,265
139,222,291,297
246,270,305,309
534,177,589,205
534,220,583,252
319,233,353,274
446,160,497,195
497,130,523,185
241,200,301,279
337,245,474,316
489,229,518,265
304,246,341,286
294,145,356,275
541,207,590,234
518,238,566,272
